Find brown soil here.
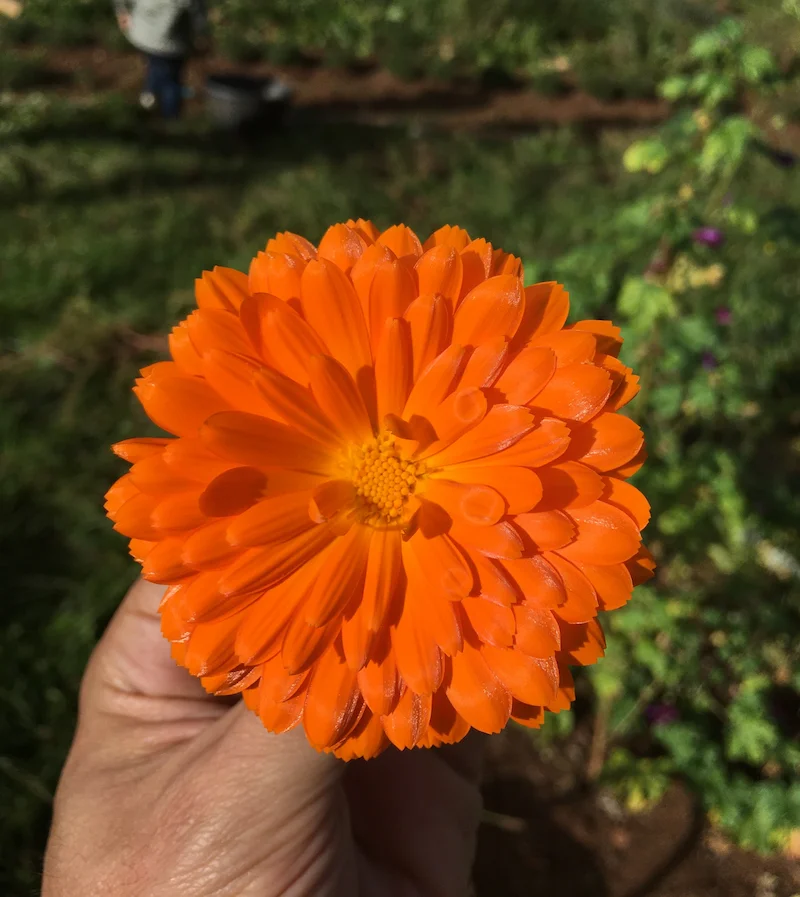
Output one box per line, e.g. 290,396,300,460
476,728,799,897
28,44,671,132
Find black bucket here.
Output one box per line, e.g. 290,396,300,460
205,73,292,132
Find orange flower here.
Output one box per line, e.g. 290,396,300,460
106,221,654,760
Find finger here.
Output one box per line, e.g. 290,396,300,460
76,578,230,756
345,737,484,896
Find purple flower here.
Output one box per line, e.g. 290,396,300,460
715,306,732,325
645,704,679,727
702,351,718,370
693,227,725,248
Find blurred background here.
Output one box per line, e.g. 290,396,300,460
1,1,799,894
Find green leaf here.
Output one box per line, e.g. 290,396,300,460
617,276,677,330
699,117,754,177
623,138,670,174
660,75,690,101
740,46,776,84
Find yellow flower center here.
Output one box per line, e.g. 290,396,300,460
347,433,424,525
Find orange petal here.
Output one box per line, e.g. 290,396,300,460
134,375,230,438
403,552,463,655
459,238,493,301
256,688,306,735
240,293,327,384
308,354,374,443
425,688,471,746
227,490,315,547
361,527,402,632
309,479,356,523
626,544,657,586
201,350,272,414
257,652,309,704
281,613,340,676
576,561,634,611
128,538,155,563
346,218,380,243
301,259,372,376
266,231,317,259
565,412,644,473
471,552,519,606
304,526,370,626
598,353,640,411
184,614,241,677
452,416,568,470
235,560,320,664
403,530,474,598
422,224,471,252
559,500,642,566
495,345,556,405
461,596,514,648
441,465,542,514
111,437,171,463
545,552,598,624
536,461,604,511
570,319,623,356
510,700,545,729
449,519,524,559
181,518,241,569
513,605,560,657
198,467,267,516
514,282,569,348
515,510,576,551
491,248,523,278
333,710,389,761
601,476,650,530
382,688,432,750
481,645,558,706
141,538,194,583
404,293,453,381
530,330,596,365
614,446,647,478
220,523,337,597
378,224,423,260
428,405,534,467
186,307,254,360
452,275,525,346
195,266,249,312
558,617,606,665
248,251,306,302
357,647,399,716
350,242,396,317
369,259,417,351
422,478,505,526
151,491,206,532
422,387,488,454
501,555,566,609
317,223,368,272
530,363,612,423
415,245,463,306
105,475,140,517
169,321,205,376
391,597,443,695
403,343,465,420
446,642,511,733
458,338,509,390
253,365,341,446
375,318,413,422
129,453,199,494
303,645,364,749
201,410,333,474
161,437,242,482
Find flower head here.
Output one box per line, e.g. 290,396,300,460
106,221,654,760
692,227,724,248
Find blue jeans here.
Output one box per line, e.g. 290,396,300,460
144,54,185,120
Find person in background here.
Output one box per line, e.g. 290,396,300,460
114,0,207,120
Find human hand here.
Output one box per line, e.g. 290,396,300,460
43,578,484,896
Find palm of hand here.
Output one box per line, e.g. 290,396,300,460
44,580,482,897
